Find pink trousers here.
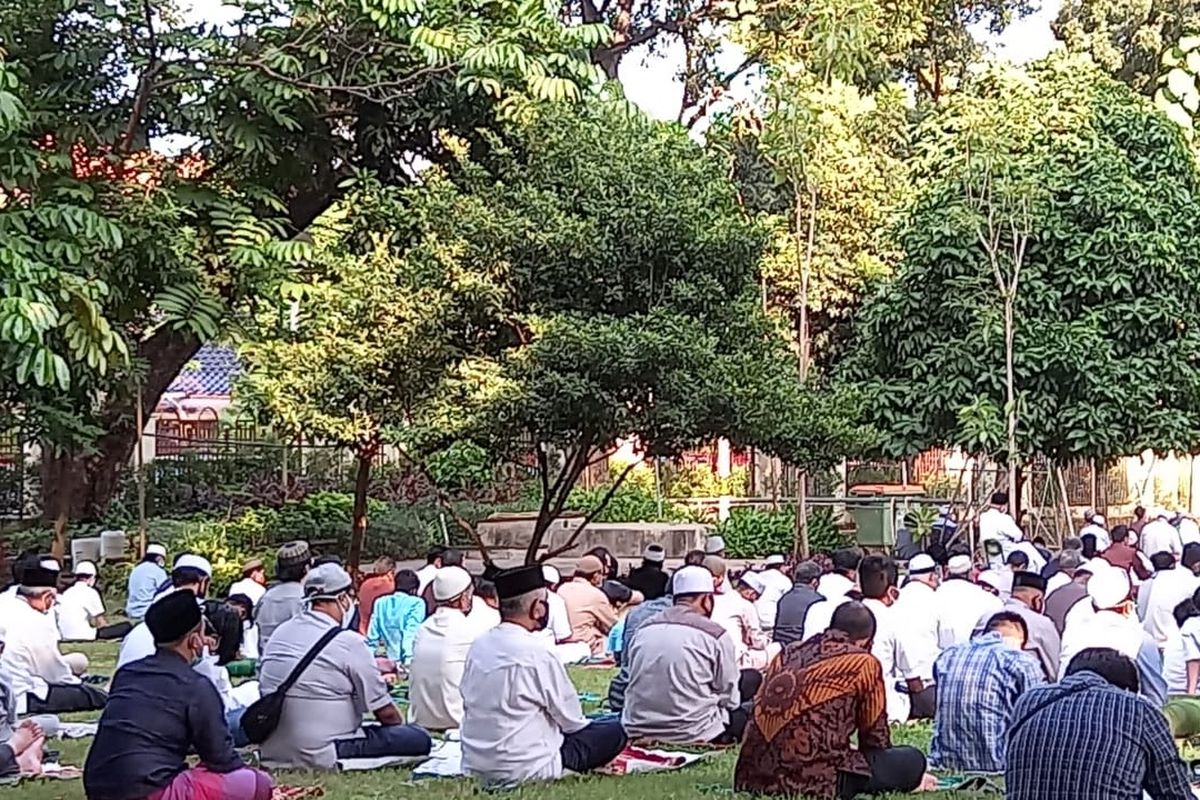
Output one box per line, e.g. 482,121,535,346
147,766,273,800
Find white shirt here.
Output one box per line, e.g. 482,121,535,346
754,569,791,630
816,573,854,600
800,595,850,642
934,577,1003,648
1143,567,1200,646
1045,571,1071,597
535,590,573,649
979,508,1023,568
712,590,769,667
409,607,485,731
460,622,588,786
116,622,156,669
1079,523,1111,552
0,598,80,713
1181,518,1200,547
1141,519,1183,561
1164,616,1200,694
894,580,940,682
416,564,440,595
228,577,266,605
467,602,501,634
862,598,916,723
1061,608,1154,679
1012,542,1047,574
57,582,105,641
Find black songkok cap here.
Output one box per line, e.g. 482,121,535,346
494,565,545,600
1012,571,1047,593
146,589,202,644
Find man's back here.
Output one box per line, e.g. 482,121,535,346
366,592,426,662
556,579,615,654
84,652,241,800
1145,567,1200,645
1006,672,1191,800
607,596,671,710
755,569,791,629
937,578,1003,647
255,581,305,649
125,561,166,618
620,604,739,742
409,607,480,730
931,633,1043,773
1044,582,1088,635
773,584,824,646
734,630,890,798
625,565,668,600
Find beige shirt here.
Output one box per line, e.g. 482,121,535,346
620,604,740,742
712,591,769,668
556,579,617,655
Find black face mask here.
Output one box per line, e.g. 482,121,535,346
533,600,550,631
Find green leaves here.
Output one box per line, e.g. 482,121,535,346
154,285,226,341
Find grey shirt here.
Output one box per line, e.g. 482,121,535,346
255,582,305,650
975,599,1061,681
258,610,392,769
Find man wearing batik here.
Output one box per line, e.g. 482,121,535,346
930,612,1044,773
734,602,928,799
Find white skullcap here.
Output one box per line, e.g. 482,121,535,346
433,566,473,601
947,555,972,575
174,554,212,576
704,535,726,555
75,561,98,577
1088,565,1131,609
908,554,937,574
147,544,167,558
40,558,61,571
542,565,561,585
673,565,715,595
1092,514,1106,527
977,569,1009,593
765,554,786,566
740,572,767,595
643,544,665,563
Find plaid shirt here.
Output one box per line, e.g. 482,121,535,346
1006,671,1193,800
931,632,1044,773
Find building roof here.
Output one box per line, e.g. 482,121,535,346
165,343,239,397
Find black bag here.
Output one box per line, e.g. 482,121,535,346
240,626,343,745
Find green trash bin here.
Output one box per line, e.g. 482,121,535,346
846,485,926,548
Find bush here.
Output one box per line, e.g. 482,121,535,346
715,507,850,558
565,482,691,523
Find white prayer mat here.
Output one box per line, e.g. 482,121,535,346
335,754,430,772
411,741,708,781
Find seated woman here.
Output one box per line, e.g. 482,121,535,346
83,590,273,800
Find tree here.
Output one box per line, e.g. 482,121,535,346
2,0,608,526
844,56,1200,469
384,102,870,562
1053,0,1200,96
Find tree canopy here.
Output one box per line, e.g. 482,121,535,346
844,55,1200,463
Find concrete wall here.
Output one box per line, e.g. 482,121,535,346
477,513,710,560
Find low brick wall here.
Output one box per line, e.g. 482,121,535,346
477,513,710,560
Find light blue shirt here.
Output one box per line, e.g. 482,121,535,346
366,593,426,662
125,560,167,619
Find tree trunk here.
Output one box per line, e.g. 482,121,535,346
1003,293,1019,512
348,444,376,572
40,328,202,524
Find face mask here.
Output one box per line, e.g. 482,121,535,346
532,600,550,631
189,640,206,668
1129,533,1139,547
338,596,356,629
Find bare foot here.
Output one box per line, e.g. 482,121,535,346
13,735,44,775
9,721,43,754
918,773,939,791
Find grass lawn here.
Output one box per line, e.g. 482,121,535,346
19,641,995,800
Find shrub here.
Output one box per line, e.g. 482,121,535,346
715,506,850,558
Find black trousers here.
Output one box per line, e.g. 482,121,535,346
835,746,927,799
908,685,937,721
96,621,134,640
560,719,627,773
25,684,107,714
712,668,766,745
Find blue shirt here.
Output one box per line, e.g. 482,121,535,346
607,596,671,710
365,592,426,663
125,561,167,619
83,651,242,800
1006,671,1192,800
931,632,1044,773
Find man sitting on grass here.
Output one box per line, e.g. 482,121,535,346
58,561,132,642
259,563,431,769
1,558,107,714
461,564,627,787
117,555,212,670
408,567,482,731
734,602,931,798
255,541,312,650
84,589,273,800
366,569,426,664
621,565,760,744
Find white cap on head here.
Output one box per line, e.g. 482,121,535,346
704,535,726,555
542,565,561,585
433,566,473,601
908,554,937,574
673,565,716,595
1088,565,1131,609
147,544,167,558
740,572,767,595
75,561,98,577
40,558,61,572
977,569,1009,593
764,554,786,566
1092,514,1106,527
643,544,666,563
174,554,212,576
947,555,972,575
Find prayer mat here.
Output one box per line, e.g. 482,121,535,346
272,787,324,800
57,722,98,739
337,755,430,772
595,746,708,776
935,775,1003,793
576,692,603,704
579,656,616,669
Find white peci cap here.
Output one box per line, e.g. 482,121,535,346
75,561,98,577
672,565,716,595
704,535,726,555
740,572,767,595
947,555,972,575
147,544,167,558
1088,565,1131,610
643,544,666,563
908,554,937,574
174,554,212,576
542,565,561,585
764,554,786,566
433,566,473,601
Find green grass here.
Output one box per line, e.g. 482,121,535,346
18,641,994,800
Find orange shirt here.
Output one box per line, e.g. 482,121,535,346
357,573,395,635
